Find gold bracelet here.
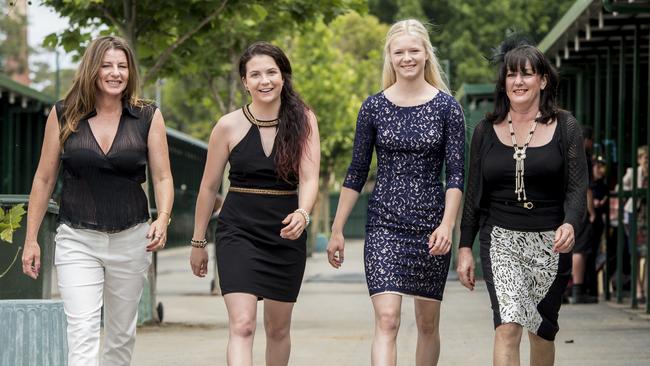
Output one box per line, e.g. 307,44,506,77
294,208,310,227
191,238,208,248
156,210,171,225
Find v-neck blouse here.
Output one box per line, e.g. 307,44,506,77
55,100,156,232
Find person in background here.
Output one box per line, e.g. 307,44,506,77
592,156,609,294
623,145,648,303
571,126,597,303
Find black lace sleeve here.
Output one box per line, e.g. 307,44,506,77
459,118,489,248
562,113,588,231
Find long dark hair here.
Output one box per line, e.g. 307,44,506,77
238,42,311,182
486,36,559,124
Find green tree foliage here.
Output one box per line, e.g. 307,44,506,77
31,60,75,99
395,0,425,22
369,0,574,90
157,77,219,140
42,0,365,86
40,0,365,141
284,12,387,233
288,12,386,181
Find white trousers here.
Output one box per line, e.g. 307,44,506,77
55,223,151,366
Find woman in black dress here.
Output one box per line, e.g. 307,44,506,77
190,42,320,366
457,37,587,365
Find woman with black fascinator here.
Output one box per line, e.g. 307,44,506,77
457,36,587,365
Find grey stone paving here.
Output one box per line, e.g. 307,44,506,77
131,240,650,366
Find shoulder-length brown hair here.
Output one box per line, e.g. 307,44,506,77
486,41,559,125
59,36,142,146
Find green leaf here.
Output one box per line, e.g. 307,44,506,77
250,4,268,20
42,33,60,49
8,204,26,228
0,204,26,244
0,227,13,244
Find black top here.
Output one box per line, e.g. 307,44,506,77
460,110,588,248
483,124,564,231
228,125,298,189
55,100,156,232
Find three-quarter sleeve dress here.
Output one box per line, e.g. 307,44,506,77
343,91,465,300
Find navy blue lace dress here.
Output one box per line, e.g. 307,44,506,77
343,91,465,300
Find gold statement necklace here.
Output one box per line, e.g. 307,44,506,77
507,112,540,201
242,104,280,127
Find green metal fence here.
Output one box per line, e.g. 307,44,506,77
328,192,370,239
157,128,208,248
539,0,650,313
456,83,496,278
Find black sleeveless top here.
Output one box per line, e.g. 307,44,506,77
227,125,298,190
55,100,156,232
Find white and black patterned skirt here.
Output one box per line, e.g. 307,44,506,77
479,225,572,341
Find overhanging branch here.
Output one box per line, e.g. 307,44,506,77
142,0,229,85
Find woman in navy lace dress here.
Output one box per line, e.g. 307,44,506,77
327,19,464,365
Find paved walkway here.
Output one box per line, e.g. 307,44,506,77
132,240,650,365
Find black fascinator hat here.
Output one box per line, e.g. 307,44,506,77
487,33,535,66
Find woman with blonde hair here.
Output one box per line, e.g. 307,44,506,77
327,19,465,365
22,35,173,365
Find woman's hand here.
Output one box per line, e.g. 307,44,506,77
456,247,475,291
190,246,209,277
428,223,453,255
22,240,41,279
327,231,345,269
146,218,168,252
553,223,575,253
280,212,306,240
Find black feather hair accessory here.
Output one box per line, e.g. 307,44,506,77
487,32,535,65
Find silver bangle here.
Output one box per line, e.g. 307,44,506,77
294,208,310,227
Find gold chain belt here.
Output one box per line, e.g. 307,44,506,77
228,186,297,196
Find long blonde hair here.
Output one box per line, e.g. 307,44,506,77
59,36,142,146
382,19,449,94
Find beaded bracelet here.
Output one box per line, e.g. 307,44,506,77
294,208,310,227
190,238,208,248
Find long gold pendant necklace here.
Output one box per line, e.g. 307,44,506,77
508,112,540,201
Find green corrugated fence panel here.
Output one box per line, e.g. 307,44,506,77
0,300,68,366
329,192,370,239
137,278,153,325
